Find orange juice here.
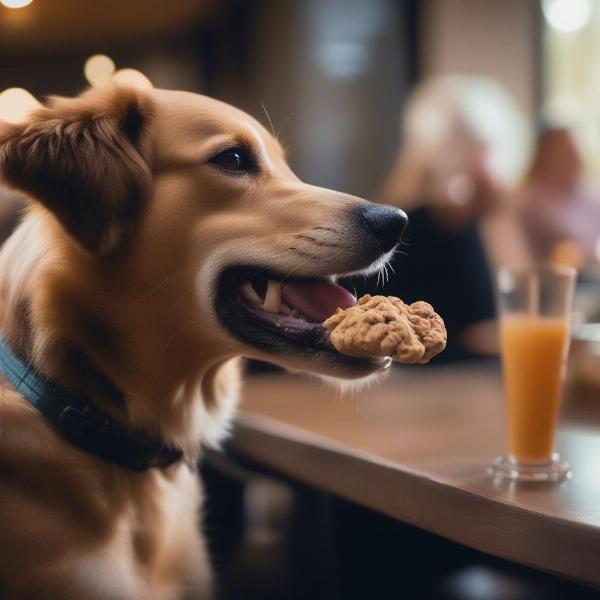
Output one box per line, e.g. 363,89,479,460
500,315,569,463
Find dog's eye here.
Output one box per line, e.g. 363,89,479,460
209,147,256,174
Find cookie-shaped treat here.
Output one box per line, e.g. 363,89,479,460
323,294,446,364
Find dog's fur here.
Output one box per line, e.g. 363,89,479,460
0,86,390,599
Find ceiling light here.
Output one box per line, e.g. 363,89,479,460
84,54,116,87
0,88,40,124
112,69,153,90
0,0,33,8
542,0,592,33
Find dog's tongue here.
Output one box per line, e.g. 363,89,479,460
282,279,356,322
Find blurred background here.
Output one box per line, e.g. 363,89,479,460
3,0,600,364
3,1,600,598
0,0,416,196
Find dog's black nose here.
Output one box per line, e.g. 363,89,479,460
359,204,408,252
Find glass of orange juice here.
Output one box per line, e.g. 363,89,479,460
491,265,576,482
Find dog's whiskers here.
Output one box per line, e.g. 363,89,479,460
141,273,174,297
288,247,320,261
276,243,350,282
260,102,276,138
292,233,344,249
311,226,338,234
275,112,295,142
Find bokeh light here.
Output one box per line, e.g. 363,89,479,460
0,0,33,8
0,87,40,123
112,68,153,90
84,54,116,87
542,0,592,33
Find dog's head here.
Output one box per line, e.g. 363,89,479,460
0,86,406,381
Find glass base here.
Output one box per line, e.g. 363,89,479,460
489,453,571,482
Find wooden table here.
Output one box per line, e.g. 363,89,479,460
230,362,600,588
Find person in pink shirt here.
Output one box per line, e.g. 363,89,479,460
518,127,600,267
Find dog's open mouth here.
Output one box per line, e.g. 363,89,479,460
215,267,390,376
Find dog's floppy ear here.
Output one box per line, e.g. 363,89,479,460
0,85,152,255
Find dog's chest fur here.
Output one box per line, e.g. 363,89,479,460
71,465,211,600
0,383,217,599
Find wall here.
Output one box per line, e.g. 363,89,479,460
421,0,540,116
214,0,417,198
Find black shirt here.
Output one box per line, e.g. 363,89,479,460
343,206,496,363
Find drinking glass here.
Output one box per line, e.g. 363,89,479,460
490,265,576,482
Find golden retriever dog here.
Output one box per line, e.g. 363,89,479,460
0,85,406,599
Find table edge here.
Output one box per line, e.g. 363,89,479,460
229,411,600,588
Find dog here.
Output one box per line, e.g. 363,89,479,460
0,85,406,599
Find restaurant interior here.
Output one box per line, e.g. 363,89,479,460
2,0,600,599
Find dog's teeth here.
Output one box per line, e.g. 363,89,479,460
263,280,282,313
241,282,262,305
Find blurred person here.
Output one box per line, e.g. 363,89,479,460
349,76,531,361
517,127,600,268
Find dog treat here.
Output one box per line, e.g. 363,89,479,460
323,294,446,364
